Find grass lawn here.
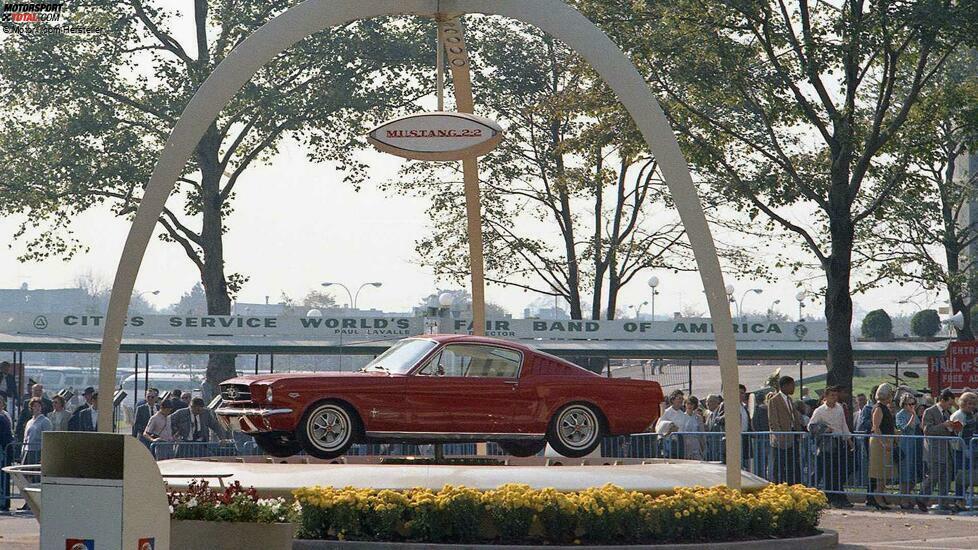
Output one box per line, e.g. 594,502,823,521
802,374,929,400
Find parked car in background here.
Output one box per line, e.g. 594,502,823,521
216,335,664,459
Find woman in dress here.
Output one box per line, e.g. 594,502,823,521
895,392,923,509
868,383,896,509
682,396,706,460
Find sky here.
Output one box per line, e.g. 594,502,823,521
0,5,948,322
0,135,939,320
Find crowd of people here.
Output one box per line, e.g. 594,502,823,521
0,360,231,512
653,375,978,513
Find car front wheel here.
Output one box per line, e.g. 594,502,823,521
547,403,604,458
252,433,301,458
297,401,358,459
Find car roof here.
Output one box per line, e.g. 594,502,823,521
412,334,598,377
419,333,535,350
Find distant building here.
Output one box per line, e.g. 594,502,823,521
0,283,91,313
522,306,569,320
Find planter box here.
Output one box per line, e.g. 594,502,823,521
292,530,839,549
171,519,295,550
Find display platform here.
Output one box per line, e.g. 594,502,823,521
157,459,769,498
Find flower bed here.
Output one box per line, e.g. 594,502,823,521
293,483,827,545
168,480,296,523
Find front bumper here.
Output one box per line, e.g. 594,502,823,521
215,406,293,433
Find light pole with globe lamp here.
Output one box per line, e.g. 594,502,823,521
737,289,763,320
725,284,736,316
322,281,383,309
796,291,807,322
648,276,660,320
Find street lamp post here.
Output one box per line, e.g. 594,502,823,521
648,276,660,321
628,301,649,319
737,289,763,320
898,297,922,317
796,291,807,322
725,284,736,316
767,299,781,320
322,281,383,309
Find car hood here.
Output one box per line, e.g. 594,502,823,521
221,371,397,386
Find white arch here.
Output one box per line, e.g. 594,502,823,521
97,0,743,486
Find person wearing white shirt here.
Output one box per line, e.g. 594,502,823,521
808,386,853,507
656,389,687,459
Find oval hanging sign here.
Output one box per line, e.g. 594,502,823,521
367,111,504,161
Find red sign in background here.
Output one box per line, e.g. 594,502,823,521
929,341,978,392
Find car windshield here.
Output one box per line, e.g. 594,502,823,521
362,338,438,374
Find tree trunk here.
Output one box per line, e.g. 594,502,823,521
946,244,974,340
196,123,237,389
823,193,856,395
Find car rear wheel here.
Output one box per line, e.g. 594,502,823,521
297,401,359,459
497,440,546,457
252,433,301,458
547,403,604,458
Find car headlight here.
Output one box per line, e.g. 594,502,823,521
266,386,273,403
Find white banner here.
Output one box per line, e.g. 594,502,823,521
444,318,827,342
0,313,827,342
0,312,423,340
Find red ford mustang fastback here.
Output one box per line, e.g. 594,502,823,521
215,335,663,459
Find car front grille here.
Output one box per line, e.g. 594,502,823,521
221,384,252,402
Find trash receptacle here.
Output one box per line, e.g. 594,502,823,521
40,432,170,550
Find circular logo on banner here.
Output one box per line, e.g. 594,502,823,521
367,112,504,161
794,324,808,341
33,315,48,330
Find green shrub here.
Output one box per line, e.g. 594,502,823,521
862,309,893,340
911,309,941,337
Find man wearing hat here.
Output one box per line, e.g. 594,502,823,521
68,386,96,431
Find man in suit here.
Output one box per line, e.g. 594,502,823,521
76,392,99,432
0,393,13,511
68,386,96,431
919,389,957,512
171,397,230,458
0,362,16,416
767,375,802,484
132,388,160,445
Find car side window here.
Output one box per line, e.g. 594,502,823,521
418,344,521,378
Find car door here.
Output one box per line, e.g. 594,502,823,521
405,344,524,436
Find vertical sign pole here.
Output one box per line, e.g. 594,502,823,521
439,16,485,337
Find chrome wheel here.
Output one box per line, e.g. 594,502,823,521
556,405,598,450
306,404,351,451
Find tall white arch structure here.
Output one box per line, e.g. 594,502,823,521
98,0,743,486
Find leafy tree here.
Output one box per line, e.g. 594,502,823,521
910,309,941,338
861,52,978,339
578,0,978,391
862,309,894,341
0,1,429,386
388,18,756,320
167,283,208,316
301,290,338,310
